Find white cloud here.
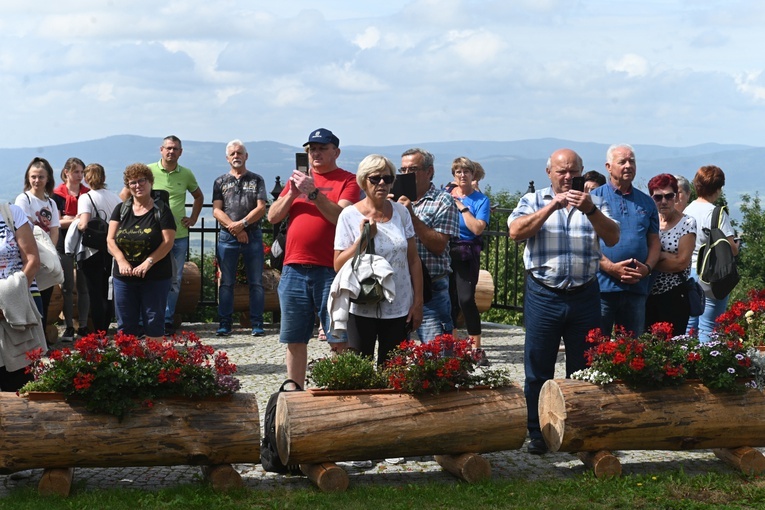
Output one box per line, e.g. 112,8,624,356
606,54,651,78
81,82,116,102
735,71,765,101
353,27,381,50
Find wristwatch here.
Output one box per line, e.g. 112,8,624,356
460,207,470,214
242,219,249,228
308,189,319,200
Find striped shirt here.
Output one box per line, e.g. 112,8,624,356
508,186,615,289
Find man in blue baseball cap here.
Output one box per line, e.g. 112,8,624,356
268,128,361,389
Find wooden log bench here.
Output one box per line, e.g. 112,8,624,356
539,379,765,477
275,386,525,490
0,392,260,496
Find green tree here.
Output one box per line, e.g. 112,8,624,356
731,192,765,302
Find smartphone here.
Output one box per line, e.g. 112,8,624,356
295,152,309,174
572,176,585,192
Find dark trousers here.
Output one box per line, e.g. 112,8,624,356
645,283,690,337
80,252,114,334
347,314,408,366
449,254,482,336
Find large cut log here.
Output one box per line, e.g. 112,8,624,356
539,379,765,452
38,468,74,497
0,393,260,472
201,464,244,491
576,451,621,478
713,447,765,475
276,386,526,465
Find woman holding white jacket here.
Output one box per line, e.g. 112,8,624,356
333,154,423,365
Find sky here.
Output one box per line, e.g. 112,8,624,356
2,0,765,149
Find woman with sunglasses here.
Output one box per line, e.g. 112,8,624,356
334,154,423,365
449,157,491,365
684,165,739,342
107,164,175,339
645,173,696,335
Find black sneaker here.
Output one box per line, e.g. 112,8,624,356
164,323,176,336
76,327,89,338
475,348,490,367
60,327,75,343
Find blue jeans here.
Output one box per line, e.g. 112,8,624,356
523,275,599,440
415,276,453,343
600,291,648,336
164,236,189,324
113,277,171,337
686,268,728,343
217,230,264,328
278,264,342,344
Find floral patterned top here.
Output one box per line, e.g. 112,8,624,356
650,214,696,295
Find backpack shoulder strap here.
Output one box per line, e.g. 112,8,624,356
120,196,133,221
711,206,727,229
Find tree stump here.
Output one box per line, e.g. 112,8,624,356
276,386,526,465
300,462,349,492
540,379,765,452
434,453,491,483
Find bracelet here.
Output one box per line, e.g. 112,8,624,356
146,257,154,266
585,204,598,216
645,263,652,274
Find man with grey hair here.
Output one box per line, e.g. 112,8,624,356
211,140,268,337
675,174,692,213
591,143,660,336
396,148,460,343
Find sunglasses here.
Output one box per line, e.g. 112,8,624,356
368,175,394,185
651,192,676,202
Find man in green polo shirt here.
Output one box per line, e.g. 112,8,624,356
123,135,204,335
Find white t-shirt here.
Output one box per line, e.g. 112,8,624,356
0,205,32,280
14,192,60,234
78,189,123,222
334,201,415,319
684,200,735,269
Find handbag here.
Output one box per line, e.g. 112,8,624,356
33,225,65,290
350,223,385,306
81,194,109,251
685,277,706,317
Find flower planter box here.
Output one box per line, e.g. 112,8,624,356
539,379,765,476
0,392,260,494
275,386,526,466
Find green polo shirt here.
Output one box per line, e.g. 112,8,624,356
148,161,200,239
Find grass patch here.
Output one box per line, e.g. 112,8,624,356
2,471,765,509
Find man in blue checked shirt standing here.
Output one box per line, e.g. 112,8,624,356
508,148,619,455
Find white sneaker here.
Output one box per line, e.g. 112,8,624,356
350,460,374,469
385,457,405,464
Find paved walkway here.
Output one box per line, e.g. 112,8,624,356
1,322,747,495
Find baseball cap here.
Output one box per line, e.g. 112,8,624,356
304,128,340,147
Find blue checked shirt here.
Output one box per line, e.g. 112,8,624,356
508,186,616,289
412,184,460,279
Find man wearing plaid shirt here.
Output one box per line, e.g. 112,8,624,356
508,148,620,455
397,148,459,343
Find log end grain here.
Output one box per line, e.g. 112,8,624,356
434,453,491,483
539,380,566,452
201,464,243,492
37,468,74,497
577,450,622,478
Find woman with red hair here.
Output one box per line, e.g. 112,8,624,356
645,173,696,335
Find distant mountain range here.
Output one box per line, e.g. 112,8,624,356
2,135,762,220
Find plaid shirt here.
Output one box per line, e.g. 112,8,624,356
508,186,616,289
412,184,460,278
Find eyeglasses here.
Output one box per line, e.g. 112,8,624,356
651,192,676,202
368,175,394,185
398,166,422,174
128,177,148,187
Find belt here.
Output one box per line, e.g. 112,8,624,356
289,263,323,269
527,272,597,295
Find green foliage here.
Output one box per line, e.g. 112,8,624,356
733,192,765,302
308,351,387,390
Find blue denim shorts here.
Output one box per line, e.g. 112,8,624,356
277,264,344,344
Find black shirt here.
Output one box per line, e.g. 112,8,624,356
110,200,176,281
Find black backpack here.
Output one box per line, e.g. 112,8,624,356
697,205,740,299
260,379,303,474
